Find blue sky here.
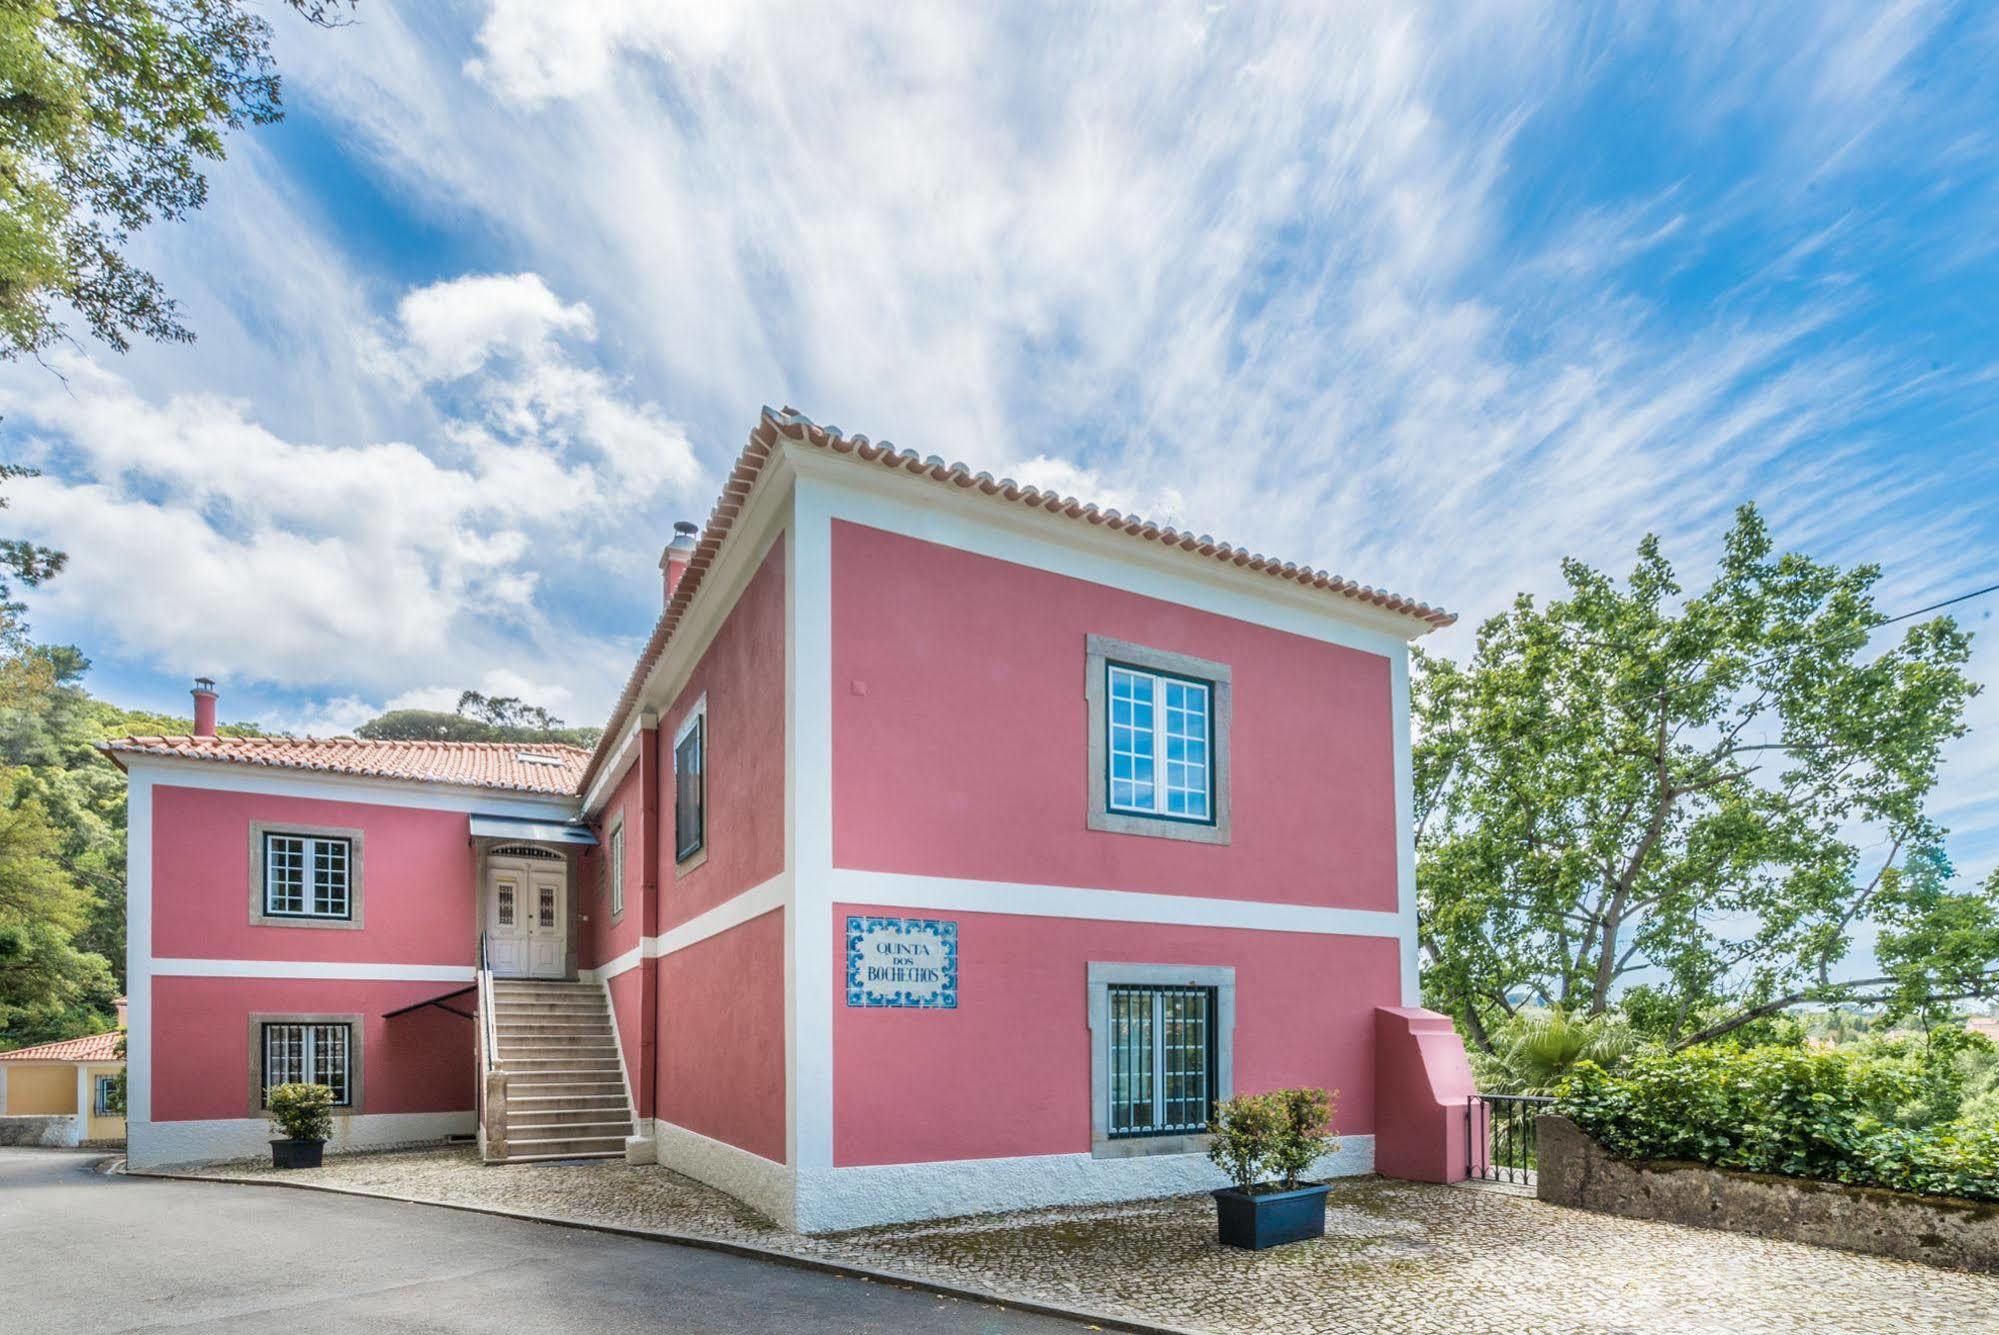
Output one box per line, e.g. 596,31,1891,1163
2,2,1996,885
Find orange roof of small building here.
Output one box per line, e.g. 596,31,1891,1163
100,736,589,796
0,1030,122,1063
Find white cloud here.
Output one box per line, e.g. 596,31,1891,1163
396,272,595,381
1,269,699,710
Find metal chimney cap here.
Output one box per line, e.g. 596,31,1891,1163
193,676,217,694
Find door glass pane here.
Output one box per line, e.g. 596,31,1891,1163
538,883,556,928
496,885,515,927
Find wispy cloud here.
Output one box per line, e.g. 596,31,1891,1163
4,1,1993,873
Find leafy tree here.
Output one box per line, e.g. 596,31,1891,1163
0,639,259,1005
1470,1008,1643,1096
1418,505,1991,1051
0,765,114,1046
357,691,598,748
0,0,351,360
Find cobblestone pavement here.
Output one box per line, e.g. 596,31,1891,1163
173,1148,1999,1334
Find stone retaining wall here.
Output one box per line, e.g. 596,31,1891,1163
1536,1114,1999,1273
0,1115,80,1147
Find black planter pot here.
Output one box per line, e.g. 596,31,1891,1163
1212,1182,1331,1250
270,1137,325,1169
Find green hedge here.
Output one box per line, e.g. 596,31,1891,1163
1556,1045,1999,1203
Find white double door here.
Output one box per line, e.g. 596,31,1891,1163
485,853,567,979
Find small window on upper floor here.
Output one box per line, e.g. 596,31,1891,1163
608,823,626,919
1086,636,1232,845
674,697,707,872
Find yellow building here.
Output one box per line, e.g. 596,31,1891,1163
0,1027,126,1146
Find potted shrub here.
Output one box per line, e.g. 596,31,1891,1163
1207,1087,1339,1249
265,1082,334,1169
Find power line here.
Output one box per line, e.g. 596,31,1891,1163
1881,581,1999,625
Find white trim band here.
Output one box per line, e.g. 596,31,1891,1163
150,959,476,982
595,872,792,981
825,869,1406,939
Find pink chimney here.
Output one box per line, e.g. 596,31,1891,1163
660,521,698,605
192,677,218,737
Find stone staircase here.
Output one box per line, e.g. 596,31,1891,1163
488,980,633,1162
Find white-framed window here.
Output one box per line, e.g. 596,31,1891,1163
261,1021,353,1106
1086,636,1232,845
92,1074,118,1116
262,832,353,920
607,823,626,918
673,696,707,871
1107,664,1213,821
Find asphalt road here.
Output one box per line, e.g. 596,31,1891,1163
0,1147,1083,1334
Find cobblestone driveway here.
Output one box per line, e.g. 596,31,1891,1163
173,1148,1999,1334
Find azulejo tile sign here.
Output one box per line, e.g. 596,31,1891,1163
846,915,958,1008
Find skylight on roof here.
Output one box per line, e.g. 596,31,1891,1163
514,752,566,767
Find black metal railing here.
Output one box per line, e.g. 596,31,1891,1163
1466,1094,1552,1185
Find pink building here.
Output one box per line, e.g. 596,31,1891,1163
112,407,1476,1231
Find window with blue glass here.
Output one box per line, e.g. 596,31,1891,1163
1107,663,1213,823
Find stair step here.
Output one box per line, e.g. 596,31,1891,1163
505,1075,626,1085
504,1135,628,1156
506,1120,633,1137
505,1095,628,1109
497,1150,625,1164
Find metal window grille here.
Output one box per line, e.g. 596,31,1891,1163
1107,984,1216,1137
263,834,351,919
1107,665,1212,822
262,1022,351,1106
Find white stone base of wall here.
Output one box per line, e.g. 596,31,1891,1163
126,1111,474,1169
791,1135,1375,1233
640,1119,1375,1234
645,1118,794,1226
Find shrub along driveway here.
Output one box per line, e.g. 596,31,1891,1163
161,1145,1999,1334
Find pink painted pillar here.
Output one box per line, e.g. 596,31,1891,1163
1373,1006,1480,1183
636,722,661,1121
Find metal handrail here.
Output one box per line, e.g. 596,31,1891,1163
477,933,500,1072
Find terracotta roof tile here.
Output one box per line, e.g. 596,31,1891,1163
579,405,1454,794
0,1030,122,1063
101,736,588,796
